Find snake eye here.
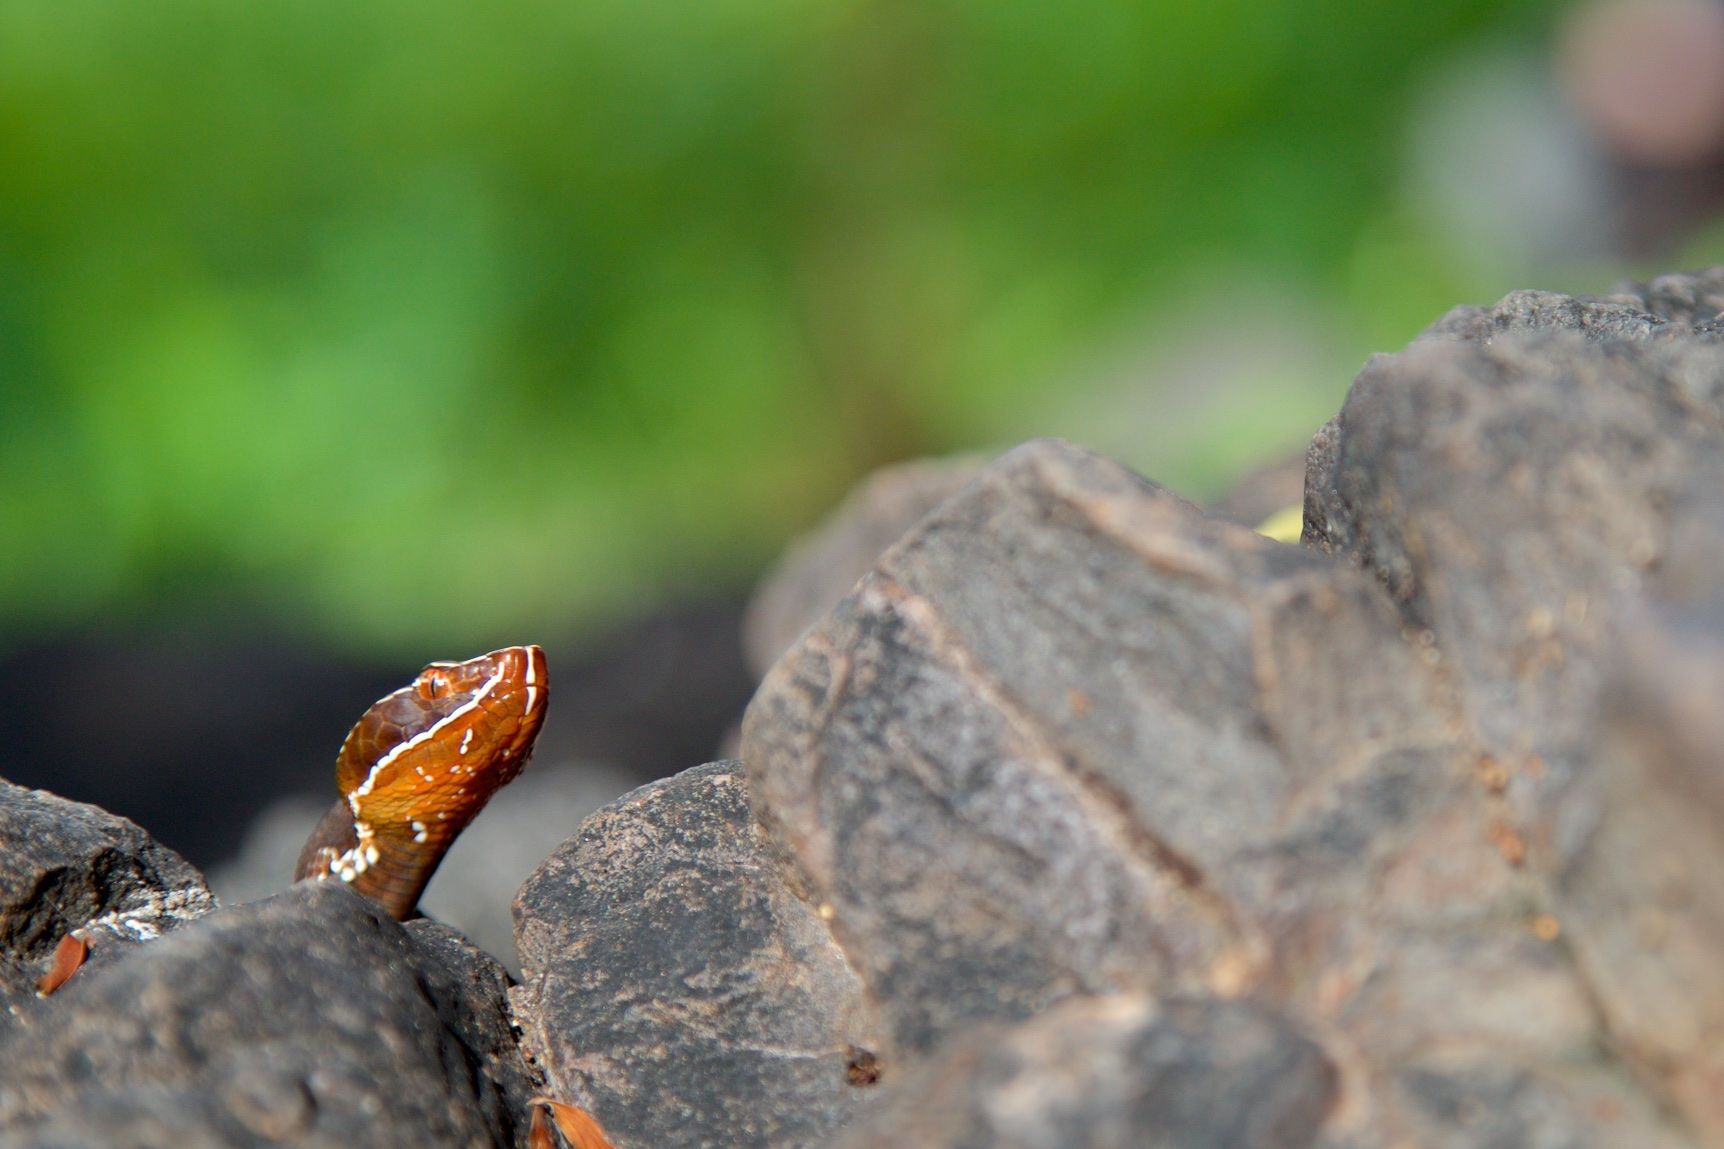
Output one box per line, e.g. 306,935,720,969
418,671,449,700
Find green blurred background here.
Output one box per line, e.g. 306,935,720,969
16,0,1704,656
8,0,1724,862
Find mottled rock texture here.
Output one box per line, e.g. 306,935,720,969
743,422,1711,1145
0,779,213,1021
1301,269,1724,1145
513,761,881,1149
0,882,534,1149
833,993,1337,1149
1306,332,1724,755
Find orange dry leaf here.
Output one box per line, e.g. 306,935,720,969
528,1104,554,1149
36,933,88,996
530,1097,618,1149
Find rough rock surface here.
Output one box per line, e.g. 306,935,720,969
1299,271,1724,1144
1420,287,1671,344
1417,268,1724,345
0,779,213,1020
513,761,882,1149
742,439,1447,1049
742,435,1699,1146
742,454,985,679
1307,332,1724,754
833,993,1337,1149
0,881,533,1148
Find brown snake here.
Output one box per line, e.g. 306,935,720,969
294,645,549,919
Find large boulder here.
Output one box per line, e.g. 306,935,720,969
740,434,1698,1146
0,881,533,1148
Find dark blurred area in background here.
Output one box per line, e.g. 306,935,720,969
4,0,1724,868
0,600,753,865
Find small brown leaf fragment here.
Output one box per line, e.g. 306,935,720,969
531,1097,618,1149
846,1046,882,1086
36,933,87,996
1489,820,1527,867
1474,754,1509,795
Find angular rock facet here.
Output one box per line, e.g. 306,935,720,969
513,762,882,1149
742,441,1462,1055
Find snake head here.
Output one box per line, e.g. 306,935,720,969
296,645,550,918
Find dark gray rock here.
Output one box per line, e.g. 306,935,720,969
1416,271,1724,349
0,778,213,1018
1305,332,1724,758
0,882,532,1149
833,993,1336,1149
1300,415,1345,556
512,761,883,1149
1304,294,1724,1143
743,440,1452,1055
742,454,985,679
743,437,1694,1146
401,917,538,1143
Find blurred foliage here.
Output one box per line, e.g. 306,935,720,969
0,0,1559,652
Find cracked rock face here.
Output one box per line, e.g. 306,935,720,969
1306,274,1724,1143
